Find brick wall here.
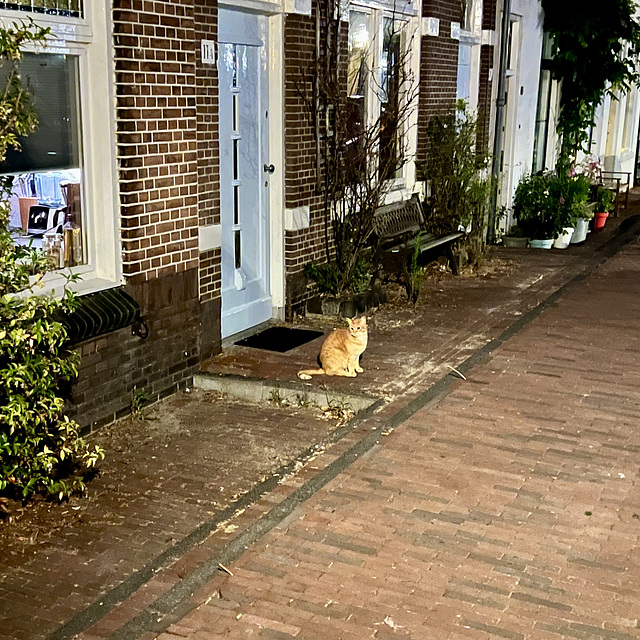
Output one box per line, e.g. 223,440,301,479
417,0,463,164
477,0,497,154
283,10,327,318
113,0,199,284
194,0,222,309
71,271,201,432
70,1,222,430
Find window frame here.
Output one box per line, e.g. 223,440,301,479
347,1,417,195
0,1,120,296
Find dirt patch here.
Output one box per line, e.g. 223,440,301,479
0,389,351,551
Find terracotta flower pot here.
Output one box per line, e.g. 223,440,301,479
594,212,609,231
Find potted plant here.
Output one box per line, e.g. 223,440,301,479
513,173,562,248
552,171,591,248
502,224,529,248
594,187,615,231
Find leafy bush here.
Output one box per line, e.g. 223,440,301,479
0,21,103,501
304,257,371,296
596,187,616,213
420,101,491,265
513,167,593,240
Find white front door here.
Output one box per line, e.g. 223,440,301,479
218,9,272,339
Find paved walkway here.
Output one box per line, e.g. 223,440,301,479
145,229,640,639
1,206,639,640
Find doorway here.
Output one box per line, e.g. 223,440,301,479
218,8,272,339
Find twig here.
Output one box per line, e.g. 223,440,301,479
446,364,467,380
218,562,234,576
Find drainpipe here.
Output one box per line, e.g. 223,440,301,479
487,0,512,244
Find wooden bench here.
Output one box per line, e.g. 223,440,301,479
370,196,464,299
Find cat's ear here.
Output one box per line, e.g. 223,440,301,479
358,315,367,324
346,317,354,326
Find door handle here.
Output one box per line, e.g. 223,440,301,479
263,164,275,174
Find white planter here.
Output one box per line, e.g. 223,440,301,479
553,227,574,249
570,218,589,244
529,238,554,249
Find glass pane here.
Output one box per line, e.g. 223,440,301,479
232,93,238,132
0,53,85,269
233,139,239,181
347,11,370,179
0,53,82,173
233,185,239,225
379,17,401,181
234,230,241,269
0,0,83,17
532,69,551,173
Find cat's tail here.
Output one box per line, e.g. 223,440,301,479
297,368,325,380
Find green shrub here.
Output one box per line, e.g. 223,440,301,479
596,187,616,213
304,257,371,296
419,101,491,266
0,21,103,501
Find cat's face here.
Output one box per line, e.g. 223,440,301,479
346,315,367,337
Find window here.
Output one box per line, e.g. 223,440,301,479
347,4,409,185
0,1,82,17
0,2,119,292
532,33,556,173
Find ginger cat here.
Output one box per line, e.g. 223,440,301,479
298,316,368,380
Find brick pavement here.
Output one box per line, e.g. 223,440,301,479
107,235,640,639
1,210,640,640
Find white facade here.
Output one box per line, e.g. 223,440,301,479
495,0,640,232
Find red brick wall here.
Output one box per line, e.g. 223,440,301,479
477,0,498,154
417,0,463,163
70,1,222,431
283,10,328,317
477,44,494,154
113,0,199,284
194,0,222,305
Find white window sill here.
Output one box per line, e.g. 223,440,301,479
29,271,122,299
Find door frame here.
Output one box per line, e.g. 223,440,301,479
217,1,285,338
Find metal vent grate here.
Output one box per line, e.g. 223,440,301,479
58,287,145,344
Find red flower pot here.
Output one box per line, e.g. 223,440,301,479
594,211,609,231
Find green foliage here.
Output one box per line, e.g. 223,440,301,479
0,19,50,165
541,0,640,154
596,187,616,213
131,386,150,420
420,101,491,265
513,166,593,240
407,232,425,303
304,257,371,296
0,21,103,501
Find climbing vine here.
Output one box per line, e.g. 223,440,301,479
541,0,640,154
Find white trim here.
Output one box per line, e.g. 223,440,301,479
219,0,281,15
199,225,222,252
11,0,121,296
284,0,312,15
284,205,310,231
268,13,286,313
481,29,495,46
421,17,440,37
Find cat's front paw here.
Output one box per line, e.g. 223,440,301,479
355,366,363,373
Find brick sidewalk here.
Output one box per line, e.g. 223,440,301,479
1,208,639,640
142,234,640,639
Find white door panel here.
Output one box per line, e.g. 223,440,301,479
218,9,271,339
